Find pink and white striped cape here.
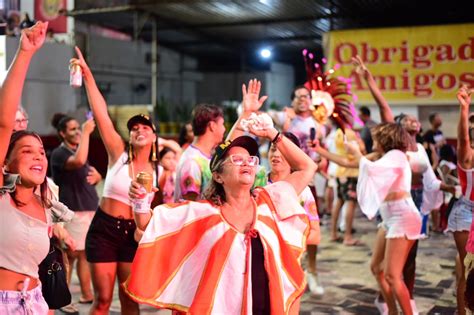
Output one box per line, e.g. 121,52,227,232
124,181,309,314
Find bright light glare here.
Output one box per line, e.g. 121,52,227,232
260,48,272,59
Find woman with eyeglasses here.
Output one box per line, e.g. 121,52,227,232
125,80,317,314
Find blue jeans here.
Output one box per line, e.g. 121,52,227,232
411,187,428,235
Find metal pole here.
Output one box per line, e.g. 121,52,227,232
151,18,158,112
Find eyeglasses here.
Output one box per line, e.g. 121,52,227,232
15,119,29,125
224,154,259,167
295,94,310,99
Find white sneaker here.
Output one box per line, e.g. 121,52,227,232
374,297,388,315
305,272,324,295
410,299,419,315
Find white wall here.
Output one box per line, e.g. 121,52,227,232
5,37,78,134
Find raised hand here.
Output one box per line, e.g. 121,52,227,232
351,55,368,76
82,118,96,135
20,21,48,53
70,46,92,79
457,85,472,110
242,79,268,113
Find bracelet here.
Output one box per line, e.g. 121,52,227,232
271,132,283,144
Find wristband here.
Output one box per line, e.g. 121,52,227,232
271,132,283,144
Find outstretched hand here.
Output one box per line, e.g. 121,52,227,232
457,85,472,110
351,55,368,76
242,79,268,113
20,21,48,53
70,46,92,78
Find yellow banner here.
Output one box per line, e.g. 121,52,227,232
324,24,474,105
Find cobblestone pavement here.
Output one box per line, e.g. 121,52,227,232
59,211,458,314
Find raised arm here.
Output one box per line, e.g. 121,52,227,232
352,55,394,123
70,47,124,164
250,126,317,195
0,22,47,175
457,85,473,168
64,119,95,170
226,79,268,141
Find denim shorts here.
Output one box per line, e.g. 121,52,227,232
447,197,474,233
0,284,49,314
379,198,423,240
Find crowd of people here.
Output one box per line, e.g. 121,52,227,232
1,21,473,315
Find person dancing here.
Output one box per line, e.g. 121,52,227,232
266,132,322,294
352,55,455,314
125,83,317,314
71,47,161,314
0,21,53,314
453,85,474,315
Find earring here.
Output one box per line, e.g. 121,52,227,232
128,144,133,161
152,141,157,161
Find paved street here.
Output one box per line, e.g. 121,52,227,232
59,210,458,314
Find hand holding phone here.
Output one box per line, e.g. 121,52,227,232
86,110,93,120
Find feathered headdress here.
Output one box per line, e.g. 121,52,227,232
302,49,356,132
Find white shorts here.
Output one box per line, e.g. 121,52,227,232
64,211,95,251
379,198,423,240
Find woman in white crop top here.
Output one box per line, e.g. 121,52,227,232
0,22,52,314
314,123,420,314
353,56,456,313
350,123,421,315
70,48,161,314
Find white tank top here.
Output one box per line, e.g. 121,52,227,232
406,143,430,174
102,152,160,206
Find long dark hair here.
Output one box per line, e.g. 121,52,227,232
125,133,162,207
6,131,50,208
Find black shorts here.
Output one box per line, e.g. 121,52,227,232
85,207,138,263
336,177,358,201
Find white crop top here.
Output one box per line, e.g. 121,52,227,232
0,193,51,278
406,143,430,174
357,149,411,219
102,152,160,206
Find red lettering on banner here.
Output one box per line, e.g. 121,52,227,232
361,42,379,63
436,45,456,62
460,73,474,88
381,47,397,63
400,41,409,63
401,69,410,90
436,73,456,90
413,45,434,69
373,75,397,90
414,74,435,97
334,43,357,64
459,37,474,61
349,70,366,91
